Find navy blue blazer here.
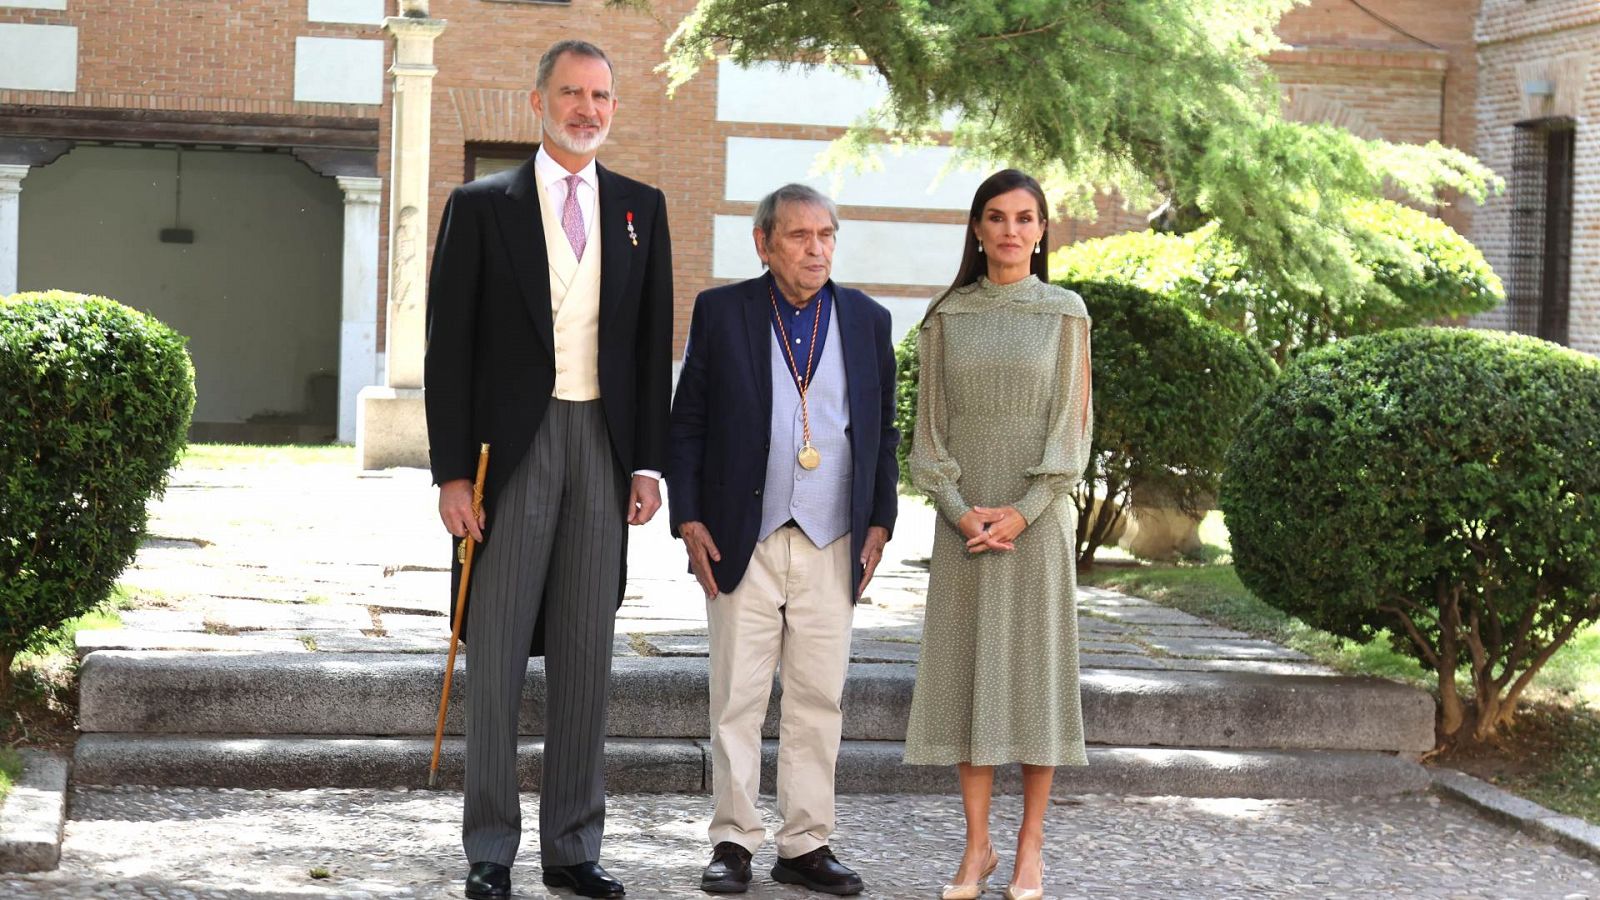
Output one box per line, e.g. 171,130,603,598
667,276,900,596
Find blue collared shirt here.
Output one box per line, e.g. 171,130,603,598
767,274,832,395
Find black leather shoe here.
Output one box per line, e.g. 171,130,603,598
701,841,753,893
771,845,864,896
465,861,510,900
543,860,626,898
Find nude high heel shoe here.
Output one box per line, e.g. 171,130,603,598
941,847,1000,900
1003,858,1045,900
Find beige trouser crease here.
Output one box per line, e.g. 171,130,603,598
706,527,854,858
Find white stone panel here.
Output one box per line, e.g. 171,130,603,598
294,37,384,105
0,24,77,92
0,1,67,9
716,59,960,129
725,137,984,211
875,294,938,348
308,0,385,24
717,59,885,126
712,215,963,287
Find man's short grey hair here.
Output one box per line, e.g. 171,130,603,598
753,184,840,241
535,40,615,95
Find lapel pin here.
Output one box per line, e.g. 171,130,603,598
626,211,638,247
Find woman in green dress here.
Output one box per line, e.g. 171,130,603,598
904,169,1093,900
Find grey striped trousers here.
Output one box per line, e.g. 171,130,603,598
462,399,625,868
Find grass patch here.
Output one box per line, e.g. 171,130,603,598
0,746,22,803
180,443,353,469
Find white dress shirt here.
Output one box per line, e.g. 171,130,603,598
533,146,660,484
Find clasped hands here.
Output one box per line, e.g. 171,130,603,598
958,506,1025,553
437,474,663,540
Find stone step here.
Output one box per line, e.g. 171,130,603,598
71,735,1431,798
78,651,1436,753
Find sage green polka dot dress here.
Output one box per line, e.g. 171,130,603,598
903,275,1094,767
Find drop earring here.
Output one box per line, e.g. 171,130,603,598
1034,242,1042,255
977,240,985,253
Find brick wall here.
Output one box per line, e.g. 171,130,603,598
1470,1,1598,351
0,0,378,119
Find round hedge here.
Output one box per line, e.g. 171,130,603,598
1221,328,1600,736
896,279,1273,563
1,291,194,680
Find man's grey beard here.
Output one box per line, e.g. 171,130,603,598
542,110,609,155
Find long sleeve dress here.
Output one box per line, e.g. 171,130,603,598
902,275,1094,767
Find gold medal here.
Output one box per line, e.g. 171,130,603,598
798,442,822,470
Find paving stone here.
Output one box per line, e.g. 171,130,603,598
75,629,308,658
193,599,373,632
1080,639,1143,655
375,613,448,634
1159,657,1338,677
1086,607,1212,626
117,611,205,633
847,640,921,663
1082,654,1171,671
1143,636,1311,661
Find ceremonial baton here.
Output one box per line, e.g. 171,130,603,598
428,442,489,788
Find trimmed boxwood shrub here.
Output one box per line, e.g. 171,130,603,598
1,291,194,700
1221,328,1600,747
895,280,1274,567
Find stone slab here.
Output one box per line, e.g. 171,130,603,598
117,610,205,632
74,735,1427,798
1143,636,1311,661
75,628,309,659
250,630,445,653
79,652,1437,751
1086,607,1212,627
377,613,449,634
1079,639,1144,655
1081,654,1170,670
1433,768,1600,864
193,598,373,631
0,751,67,873
1156,657,1338,677
74,735,703,793
848,641,922,663
1127,624,1254,640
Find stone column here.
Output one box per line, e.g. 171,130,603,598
336,176,382,444
357,4,445,469
0,164,29,296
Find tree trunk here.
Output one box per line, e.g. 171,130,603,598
0,649,14,707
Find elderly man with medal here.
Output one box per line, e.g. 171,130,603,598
667,183,901,895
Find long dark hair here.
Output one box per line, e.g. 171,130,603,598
927,169,1050,318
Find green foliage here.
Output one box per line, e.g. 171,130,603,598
1221,328,1600,746
0,745,20,802
1,291,194,700
635,0,1500,324
1054,199,1503,360
895,281,1273,565
1065,280,1273,566
893,322,920,494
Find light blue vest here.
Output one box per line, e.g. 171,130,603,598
759,305,853,548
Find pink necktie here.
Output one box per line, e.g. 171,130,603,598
561,174,586,261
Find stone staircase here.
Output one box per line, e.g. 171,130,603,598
74,650,1436,798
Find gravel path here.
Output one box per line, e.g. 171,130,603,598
5,788,1596,898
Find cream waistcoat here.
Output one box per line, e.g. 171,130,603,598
534,172,603,401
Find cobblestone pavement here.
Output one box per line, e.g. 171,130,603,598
6,788,1597,899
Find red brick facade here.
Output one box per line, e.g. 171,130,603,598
5,0,1594,354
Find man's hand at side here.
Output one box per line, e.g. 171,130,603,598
438,479,485,542
628,474,662,525
857,525,890,598
679,521,722,600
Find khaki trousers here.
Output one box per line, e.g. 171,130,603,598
706,526,854,858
